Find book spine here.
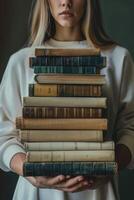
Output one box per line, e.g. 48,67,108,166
30,56,106,67
16,118,107,130
24,141,115,151
19,130,103,142
23,97,107,108
26,150,115,162
34,74,106,85
29,84,102,97
23,162,118,177
23,107,105,118
35,48,101,56
33,66,100,74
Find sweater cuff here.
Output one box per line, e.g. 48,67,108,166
117,134,134,169
3,144,26,170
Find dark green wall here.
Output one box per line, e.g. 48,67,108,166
0,1,134,200
101,0,134,55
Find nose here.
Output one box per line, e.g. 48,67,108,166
60,0,72,8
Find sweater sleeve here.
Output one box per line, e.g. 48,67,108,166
115,49,134,169
0,54,26,172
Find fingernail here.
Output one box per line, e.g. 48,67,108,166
59,176,64,181
83,181,88,186
78,176,84,182
66,175,71,179
89,180,94,184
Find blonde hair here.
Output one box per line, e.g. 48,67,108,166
29,0,116,48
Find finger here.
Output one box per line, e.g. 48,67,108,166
26,176,37,187
66,175,71,179
35,175,66,187
46,175,66,186
63,181,90,193
62,176,84,188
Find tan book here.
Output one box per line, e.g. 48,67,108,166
35,74,106,85
16,118,107,130
23,97,107,108
18,130,103,142
29,84,102,97
35,48,100,57
24,141,115,151
26,150,115,162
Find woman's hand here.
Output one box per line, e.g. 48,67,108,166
10,153,111,192
26,175,91,192
115,144,132,171
85,176,110,190
10,153,91,192
26,175,110,192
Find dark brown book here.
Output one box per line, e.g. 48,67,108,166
23,107,106,118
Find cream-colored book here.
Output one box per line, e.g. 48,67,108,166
24,141,115,151
18,130,103,142
23,97,107,108
26,150,115,162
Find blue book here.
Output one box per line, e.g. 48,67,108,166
23,162,117,177
30,55,106,68
33,66,100,74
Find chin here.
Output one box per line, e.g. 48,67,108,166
59,21,76,28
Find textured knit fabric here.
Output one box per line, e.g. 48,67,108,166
0,38,134,200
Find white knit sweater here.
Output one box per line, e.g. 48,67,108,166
0,38,134,200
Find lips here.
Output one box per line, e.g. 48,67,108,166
59,10,74,16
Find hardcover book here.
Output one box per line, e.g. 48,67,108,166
29,55,106,68
26,150,115,162
16,118,108,130
35,48,101,56
35,74,106,85
33,65,101,74
23,107,105,118
29,84,102,97
23,97,107,108
18,130,104,142
24,141,115,151
23,162,118,177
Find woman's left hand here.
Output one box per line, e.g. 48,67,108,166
86,176,110,190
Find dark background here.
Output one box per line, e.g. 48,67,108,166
0,0,134,199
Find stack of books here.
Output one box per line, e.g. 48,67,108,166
16,48,118,177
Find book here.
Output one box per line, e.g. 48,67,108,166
23,162,118,177
23,107,105,118
24,141,115,151
29,84,102,97
35,74,106,85
35,48,101,57
18,130,104,142
33,66,101,74
29,56,106,68
26,150,115,162
16,118,108,130
23,97,107,108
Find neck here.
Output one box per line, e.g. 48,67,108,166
54,23,85,41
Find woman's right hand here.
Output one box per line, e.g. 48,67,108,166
10,153,91,192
